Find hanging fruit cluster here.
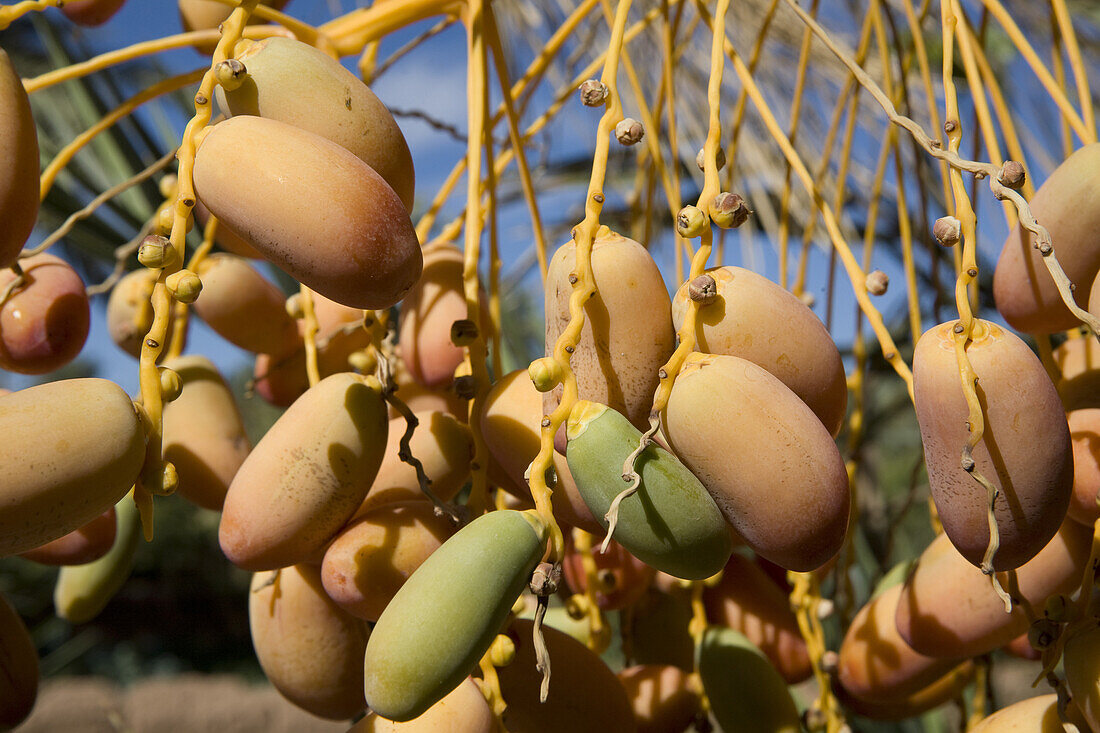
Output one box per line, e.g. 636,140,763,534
3,0,1100,731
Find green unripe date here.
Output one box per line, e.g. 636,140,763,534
363,509,548,722
566,401,731,580
697,627,801,733
0,379,145,557
193,115,422,310
54,496,140,624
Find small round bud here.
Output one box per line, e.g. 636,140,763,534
528,356,563,393
696,146,726,172
579,79,609,107
158,174,178,200
453,375,477,399
159,367,183,402
816,597,835,619
347,349,377,374
708,192,751,229
488,633,516,668
802,705,828,732
933,216,962,247
675,205,708,238
1044,594,1079,624
865,270,889,296
997,160,1025,189
137,235,179,269
564,593,587,619
820,650,839,675
166,269,202,303
1028,617,1061,650
146,460,179,496
284,293,304,319
614,117,644,145
214,58,248,92
596,569,618,593
450,319,479,346
943,119,958,134
799,291,816,308
688,274,718,306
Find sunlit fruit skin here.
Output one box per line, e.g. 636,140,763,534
192,200,264,258
352,411,472,517
703,553,810,684
835,662,975,722
1054,335,1100,411
0,253,90,374
106,268,180,361
54,495,140,624
0,593,37,730
219,37,414,212
0,49,39,269
363,510,548,722
544,229,675,445
697,627,801,733
1063,619,1100,731
672,266,847,436
0,378,145,557
321,500,455,621
618,664,700,733
498,618,636,733
912,320,1072,570
193,115,422,310
838,584,964,704
993,142,1100,333
478,369,604,535
349,677,493,733
969,694,1069,732
661,352,849,572
1051,337,1100,524
19,507,116,566
162,355,251,511
249,563,369,720
895,519,1091,658
60,0,126,25
566,401,732,580
219,372,388,571
192,254,301,357
561,535,656,611
398,244,487,389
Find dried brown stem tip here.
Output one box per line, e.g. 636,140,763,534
696,146,726,172
450,318,479,346
614,117,644,145
708,192,751,229
528,562,560,596
865,270,889,296
676,205,708,238
579,79,609,107
933,216,962,247
214,58,248,92
137,234,177,269
688,274,718,306
997,160,1026,189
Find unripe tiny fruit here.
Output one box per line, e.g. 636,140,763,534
450,318,479,346
579,79,608,107
676,206,708,238
348,349,376,374
1045,594,1077,623
214,58,247,91
285,293,304,319
528,357,562,393
165,269,202,303
614,118,644,145
933,216,961,247
708,192,751,229
489,634,515,667
688,274,718,306
866,270,889,296
998,160,1025,189
158,174,178,199
1027,617,1061,650
138,235,178,269
158,367,183,402
696,146,726,172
